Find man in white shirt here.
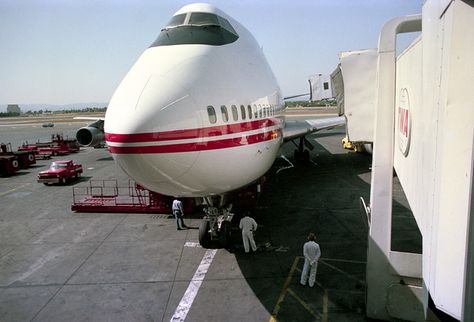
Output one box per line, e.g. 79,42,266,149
172,198,186,230
239,212,258,253
300,232,321,287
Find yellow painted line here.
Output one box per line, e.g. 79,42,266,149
319,257,366,264
319,259,365,284
322,289,329,322
270,256,329,322
270,257,300,322
287,287,322,321
0,183,31,197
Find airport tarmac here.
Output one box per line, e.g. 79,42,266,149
0,111,421,321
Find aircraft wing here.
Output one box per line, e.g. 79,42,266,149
73,117,105,121
282,116,345,142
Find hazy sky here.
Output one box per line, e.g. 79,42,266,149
0,0,422,106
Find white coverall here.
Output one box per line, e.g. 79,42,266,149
172,199,185,229
300,241,321,287
239,216,258,253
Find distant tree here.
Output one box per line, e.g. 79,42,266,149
0,112,20,117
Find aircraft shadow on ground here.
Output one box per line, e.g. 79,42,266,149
1,171,31,177
227,129,422,321
61,176,93,186
26,164,45,169
96,156,114,162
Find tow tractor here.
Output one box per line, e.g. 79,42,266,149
0,143,36,169
0,155,19,176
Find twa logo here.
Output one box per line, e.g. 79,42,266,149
398,88,411,157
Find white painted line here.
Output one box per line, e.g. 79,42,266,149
276,155,294,174
170,249,217,322
184,241,201,248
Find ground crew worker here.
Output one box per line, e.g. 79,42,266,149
239,212,258,253
300,232,321,287
172,198,186,230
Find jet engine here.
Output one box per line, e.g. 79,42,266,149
76,120,104,146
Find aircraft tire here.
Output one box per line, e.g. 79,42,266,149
293,149,300,161
199,219,212,248
303,149,310,161
219,221,231,249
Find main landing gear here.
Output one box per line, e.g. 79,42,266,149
292,136,313,162
198,196,234,249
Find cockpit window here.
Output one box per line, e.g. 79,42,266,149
150,12,239,47
167,14,186,27
188,12,219,26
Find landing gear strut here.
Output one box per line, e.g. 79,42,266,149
198,196,234,248
293,136,313,162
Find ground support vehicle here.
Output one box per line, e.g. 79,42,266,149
38,160,83,185
71,180,196,213
0,155,19,176
0,143,36,168
18,134,80,157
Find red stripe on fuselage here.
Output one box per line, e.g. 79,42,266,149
105,119,281,143
108,130,282,154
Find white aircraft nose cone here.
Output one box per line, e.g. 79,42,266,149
105,74,202,192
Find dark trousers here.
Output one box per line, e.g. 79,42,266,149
174,211,185,229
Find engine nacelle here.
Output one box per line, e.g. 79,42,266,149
76,126,104,147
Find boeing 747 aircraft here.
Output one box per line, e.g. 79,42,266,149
76,3,344,246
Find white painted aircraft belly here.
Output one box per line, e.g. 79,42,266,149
114,137,281,197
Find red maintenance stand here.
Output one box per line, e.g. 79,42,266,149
71,180,196,214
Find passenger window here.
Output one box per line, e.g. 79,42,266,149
258,105,262,118
231,105,238,121
221,105,229,122
240,105,246,120
247,105,252,119
207,106,217,124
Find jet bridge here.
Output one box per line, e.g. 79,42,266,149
330,48,377,152
363,0,474,321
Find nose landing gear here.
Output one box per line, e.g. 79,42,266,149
198,197,234,248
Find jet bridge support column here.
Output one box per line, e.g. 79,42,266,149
366,14,422,321
462,136,474,322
